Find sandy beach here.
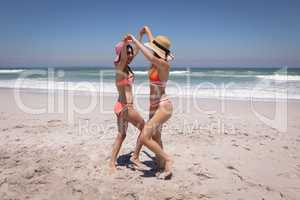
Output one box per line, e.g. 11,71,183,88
1,88,300,200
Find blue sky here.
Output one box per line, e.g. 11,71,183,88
0,0,299,68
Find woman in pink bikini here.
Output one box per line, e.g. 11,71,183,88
127,26,174,179
109,33,145,174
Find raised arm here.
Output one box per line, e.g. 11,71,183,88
143,26,154,42
133,29,143,57
116,37,131,70
129,34,168,69
133,26,154,57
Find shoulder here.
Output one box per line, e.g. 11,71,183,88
158,59,170,70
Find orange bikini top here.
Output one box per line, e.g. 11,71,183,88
148,67,166,86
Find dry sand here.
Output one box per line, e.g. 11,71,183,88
0,88,300,199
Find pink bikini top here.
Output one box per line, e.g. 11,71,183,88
116,73,134,86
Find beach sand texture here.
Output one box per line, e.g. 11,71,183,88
1,89,300,200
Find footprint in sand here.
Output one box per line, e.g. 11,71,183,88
0,155,10,161
194,171,214,180
190,163,215,180
277,172,294,179
233,172,244,181
23,166,51,180
14,124,25,129
243,146,251,151
226,165,239,172
174,154,181,158
232,143,239,147
47,120,63,127
208,115,214,119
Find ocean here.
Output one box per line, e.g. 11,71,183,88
1,67,300,100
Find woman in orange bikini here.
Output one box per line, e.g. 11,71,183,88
109,33,145,174
128,26,174,179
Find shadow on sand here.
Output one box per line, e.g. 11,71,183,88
117,150,159,178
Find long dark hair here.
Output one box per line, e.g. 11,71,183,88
123,44,134,75
126,44,133,54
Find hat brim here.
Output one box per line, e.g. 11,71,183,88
144,42,174,61
114,54,120,64
114,41,125,64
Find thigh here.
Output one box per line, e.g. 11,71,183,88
149,105,158,120
126,108,144,130
150,100,172,125
146,100,173,135
152,125,162,146
117,111,128,135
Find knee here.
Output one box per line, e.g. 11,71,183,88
140,124,154,144
117,132,126,141
138,120,145,131
152,133,161,142
140,132,148,145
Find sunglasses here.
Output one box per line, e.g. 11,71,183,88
127,50,133,56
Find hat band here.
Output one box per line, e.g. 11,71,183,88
153,40,170,55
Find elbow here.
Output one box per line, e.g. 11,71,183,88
147,55,156,63
148,58,155,64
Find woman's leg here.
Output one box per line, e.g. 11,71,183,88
140,100,173,178
126,107,145,166
152,126,165,169
149,105,164,168
109,111,128,174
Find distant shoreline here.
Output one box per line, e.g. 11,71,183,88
1,66,300,70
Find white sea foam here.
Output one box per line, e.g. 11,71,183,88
134,70,189,75
257,75,300,81
134,71,148,75
1,68,299,100
0,69,24,74
0,78,299,100
170,70,190,74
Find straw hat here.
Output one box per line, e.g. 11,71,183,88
144,35,174,61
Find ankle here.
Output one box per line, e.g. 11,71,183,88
109,160,116,166
131,152,138,159
165,157,173,163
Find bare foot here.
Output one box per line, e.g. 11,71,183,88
130,156,144,170
108,162,117,175
155,169,163,177
157,170,172,180
157,159,173,180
